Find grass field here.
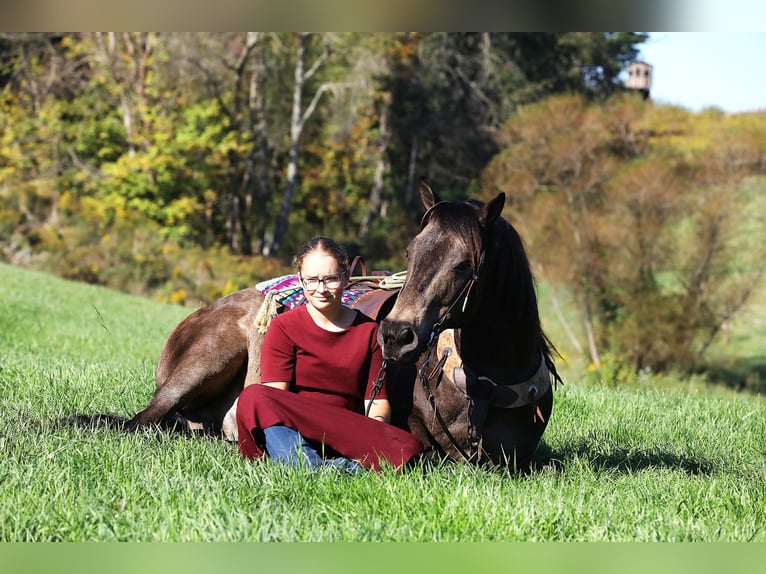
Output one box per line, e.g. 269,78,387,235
1,261,765,542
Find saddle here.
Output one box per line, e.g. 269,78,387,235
344,256,403,321
419,328,552,463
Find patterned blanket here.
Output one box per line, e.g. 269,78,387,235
255,274,370,309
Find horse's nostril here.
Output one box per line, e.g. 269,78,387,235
397,327,419,352
379,322,420,362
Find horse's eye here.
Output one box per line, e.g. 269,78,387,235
453,262,472,275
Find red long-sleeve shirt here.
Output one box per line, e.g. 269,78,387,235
260,304,387,411
237,305,423,471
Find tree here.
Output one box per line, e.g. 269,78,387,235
0,33,80,248
174,32,278,254
483,94,766,374
267,33,349,257
484,94,615,366
90,33,156,157
382,33,649,217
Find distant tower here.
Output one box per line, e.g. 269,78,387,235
625,61,652,101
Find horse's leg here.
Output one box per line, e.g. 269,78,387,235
482,385,553,471
221,330,265,441
221,346,261,442
221,399,239,441
126,382,189,430
125,347,247,430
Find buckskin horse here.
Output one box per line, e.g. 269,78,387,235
87,180,559,470
378,180,561,469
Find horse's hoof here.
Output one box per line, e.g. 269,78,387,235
222,398,239,442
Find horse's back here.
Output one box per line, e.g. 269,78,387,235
156,287,264,386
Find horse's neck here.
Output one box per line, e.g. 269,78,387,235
459,303,541,384
457,238,543,382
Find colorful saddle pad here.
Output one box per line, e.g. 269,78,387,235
255,274,369,310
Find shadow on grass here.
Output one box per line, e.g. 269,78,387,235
533,439,716,476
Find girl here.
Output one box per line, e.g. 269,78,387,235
236,237,424,471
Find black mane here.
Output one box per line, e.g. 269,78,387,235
432,198,558,382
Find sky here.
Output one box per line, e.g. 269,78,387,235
637,32,766,113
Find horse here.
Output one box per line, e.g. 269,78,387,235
377,180,561,470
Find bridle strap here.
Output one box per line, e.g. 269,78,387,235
417,335,473,462
428,248,485,340
415,248,486,463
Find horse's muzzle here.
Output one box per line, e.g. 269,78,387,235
377,321,421,365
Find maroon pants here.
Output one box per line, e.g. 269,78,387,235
236,384,424,471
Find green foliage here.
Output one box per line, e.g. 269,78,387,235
6,32,765,382
13,190,288,305
92,99,235,244
2,32,652,266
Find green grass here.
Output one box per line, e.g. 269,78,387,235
1,261,765,541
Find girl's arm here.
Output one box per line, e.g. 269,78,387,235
364,398,391,423
261,381,289,391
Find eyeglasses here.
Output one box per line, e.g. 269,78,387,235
299,272,345,291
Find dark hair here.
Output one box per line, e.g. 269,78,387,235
292,236,350,273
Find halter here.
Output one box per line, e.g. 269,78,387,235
414,259,483,462
415,203,488,462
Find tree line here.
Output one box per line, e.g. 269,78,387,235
0,32,646,256
2,32,765,378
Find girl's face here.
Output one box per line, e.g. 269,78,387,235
299,250,347,312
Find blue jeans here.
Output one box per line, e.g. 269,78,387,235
263,425,364,473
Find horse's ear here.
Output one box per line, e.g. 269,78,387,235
419,178,441,211
480,192,505,226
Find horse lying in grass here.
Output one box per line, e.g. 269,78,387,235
86,180,560,470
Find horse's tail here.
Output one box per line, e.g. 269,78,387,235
59,413,130,431
58,412,194,434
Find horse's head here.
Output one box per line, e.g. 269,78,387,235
378,180,505,365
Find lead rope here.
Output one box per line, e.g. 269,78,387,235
417,329,473,462
365,360,388,417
